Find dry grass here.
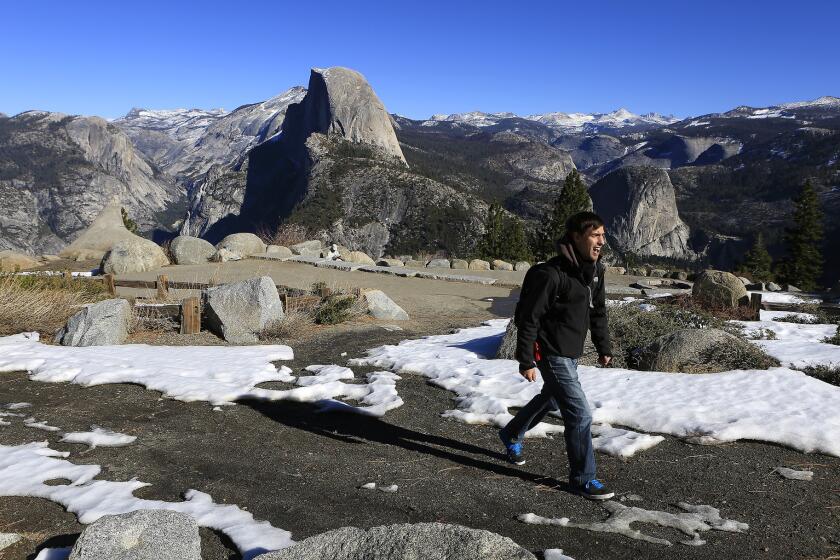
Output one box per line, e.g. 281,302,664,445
0,274,109,337
257,223,314,248
259,309,318,342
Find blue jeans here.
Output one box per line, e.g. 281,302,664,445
500,356,596,487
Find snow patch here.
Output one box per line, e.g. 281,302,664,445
59,427,137,449
774,466,813,481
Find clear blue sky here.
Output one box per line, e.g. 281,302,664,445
2,0,838,120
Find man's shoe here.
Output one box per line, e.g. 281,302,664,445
499,431,526,465
572,479,614,500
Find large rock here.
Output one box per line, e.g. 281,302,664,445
0,250,39,271
377,258,404,267
496,319,518,360
215,233,266,257
102,238,169,274
363,290,409,321
692,270,748,308
59,205,157,262
55,299,131,346
347,251,376,265
451,259,468,270
290,239,322,256
492,259,513,271
766,282,782,292
68,509,200,560
428,258,451,269
590,167,695,260
469,259,491,271
266,245,293,257
211,247,242,262
169,235,215,265
405,259,428,269
203,276,284,343
257,523,535,560
514,261,531,272
606,266,626,275
637,328,755,373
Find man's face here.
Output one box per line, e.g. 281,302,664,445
573,226,606,262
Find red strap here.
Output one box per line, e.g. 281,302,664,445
534,341,542,362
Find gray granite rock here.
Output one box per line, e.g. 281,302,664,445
211,247,242,262
766,282,782,292
492,259,513,271
514,261,531,272
637,328,755,373
170,235,215,265
469,259,491,271
363,290,409,321
377,258,404,267
405,259,428,268
451,259,469,270
55,299,132,346
692,270,749,308
203,276,284,343
649,268,667,278
266,245,293,257
216,233,266,257
496,319,518,360
256,523,534,560
427,258,451,268
102,238,169,274
348,251,376,265
290,240,322,256
68,509,200,560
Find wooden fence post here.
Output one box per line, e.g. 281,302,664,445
156,275,169,300
180,297,200,335
749,293,763,320
103,273,116,296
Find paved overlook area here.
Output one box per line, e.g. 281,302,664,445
1,260,838,560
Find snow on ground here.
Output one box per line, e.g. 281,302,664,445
0,441,294,559
0,332,294,405
34,548,70,560
351,318,840,457
734,310,840,369
544,549,575,560
749,291,820,304
519,501,748,547
59,427,137,449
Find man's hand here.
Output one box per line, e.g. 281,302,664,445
520,367,538,382
598,355,612,367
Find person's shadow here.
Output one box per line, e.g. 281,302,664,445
238,397,570,492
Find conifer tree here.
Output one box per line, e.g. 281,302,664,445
532,169,592,260
479,203,531,261
738,232,773,282
779,180,823,290
121,207,138,234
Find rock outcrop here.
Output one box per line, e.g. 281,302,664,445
60,205,153,261
203,276,284,343
169,235,216,265
692,270,749,308
363,290,409,321
257,523,535,560
102,238,170,274
55,299,132,346
590,166,695,260
68,510,200,560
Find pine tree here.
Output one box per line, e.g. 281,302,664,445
503,215,530,262
738,232,773,282
121,207,138,234
779,180,824,290
479,203,532,261
532,169,592,260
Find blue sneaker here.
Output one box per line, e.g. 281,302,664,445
499,430,526,465
572,479,615,500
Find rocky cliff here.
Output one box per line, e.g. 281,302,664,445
0,111,182,254
590,166,695,261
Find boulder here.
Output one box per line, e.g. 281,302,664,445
737,276,751,286
649,269,667,278
492,259,513,271
766,282,782,292
211,248,242,262
377,258,404,267
203,276,284,344
55,299,131,346
363,290,409,321
0,250,39,271
496,319,518,360
671,271,689,281
606,266,626,275
628,267,649,277
347,251,376,265
68,509,200,560
514,261,531,272
290,239,322,257
692,270,748,308
215,233,266,258
589,166,694,260
451,259,469,270
266,245,293,257
784,283,801,292
427,258,451,269
637,328,755,373
59,205,147,262
257,523,535,560
102,239,169,275
169,236,215,265
404,259,427,269
468,259,491,271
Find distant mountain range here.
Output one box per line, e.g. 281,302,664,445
1,74,838,283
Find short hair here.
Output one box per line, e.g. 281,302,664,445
566,211,605,236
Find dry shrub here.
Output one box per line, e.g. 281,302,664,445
314,294,366,325
824,326,840,346
260,310,317,342
0,274,108,337
667,294,758,321
257,223,313,247
801,365,840,386
131,305,178,333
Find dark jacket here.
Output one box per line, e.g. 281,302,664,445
514,240,611,371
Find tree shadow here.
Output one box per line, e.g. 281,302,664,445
27,533,78,560
238,398,570,492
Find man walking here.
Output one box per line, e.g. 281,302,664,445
499,211,614,500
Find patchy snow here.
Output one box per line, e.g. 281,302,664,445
34,548,70,560
0,441,294,559
544,549,575,560
351,319,840,457
0,332,294,406
734,311,840,369
23,418,61,432
5,402,32,410
774,466,813,481
749,291,820,304
59,427,137,449
520,501,747,546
